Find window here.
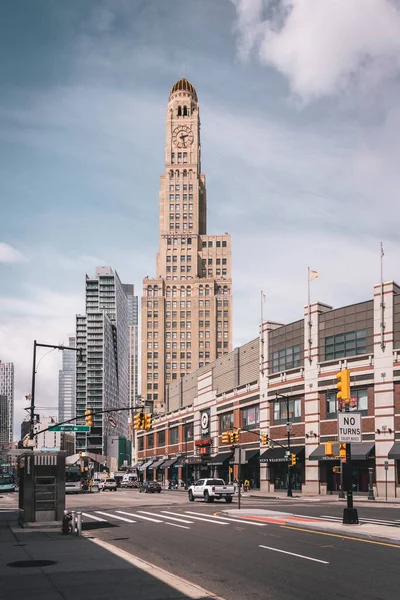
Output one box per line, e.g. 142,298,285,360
222,258,227,265
138,437,144,451
147,434,154,449
158,430,165,446
170,427,179,445
271,345,301,373
325,329,367,360
241,405,260,429
273,398,301,423
184,423,194,441
220,412,234,433
222,241,227,247
202,241,206,247
326,388,368,416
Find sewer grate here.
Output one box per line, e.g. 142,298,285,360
7,560,57,568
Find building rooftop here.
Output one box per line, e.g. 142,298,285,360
169,78,197,100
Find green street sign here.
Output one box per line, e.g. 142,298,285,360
49,425,91,432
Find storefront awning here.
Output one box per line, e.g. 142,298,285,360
246,449,260,462
207,452,233,466
260,446,304,463
132,461,144,470
138,459,155,471
160,458,178,470
388,442,400,460
151,458,165,470
351,442,375,461
308,445,338,461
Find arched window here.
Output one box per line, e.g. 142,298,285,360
183,106,188,116
147,286,153,297
167,237,172,245
177,106,182,116
166,287,171,298
217,286,222,295
223,286,229,295
187,286,191,297
172,286,177,298
205,285,210,296
169,170,174,178
199,286,204,297
175,170,180,178
183,170,187,178
154,285,159,297
180,286,186,297
173,237,178,245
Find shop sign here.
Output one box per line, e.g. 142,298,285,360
201,410,210,437
195,438,212,447
260,457,290,463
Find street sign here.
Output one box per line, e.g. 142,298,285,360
108,415,117,428
286,422,293,433
49,425,90,432
338,413,362,443
384,461,389,471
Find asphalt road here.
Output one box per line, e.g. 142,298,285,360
76,492,400,600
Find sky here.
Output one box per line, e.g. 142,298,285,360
1,0,400,439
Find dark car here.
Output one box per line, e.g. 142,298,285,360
139,480,161,494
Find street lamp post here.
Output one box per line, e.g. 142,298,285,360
269,393,293,498
29,340,83,441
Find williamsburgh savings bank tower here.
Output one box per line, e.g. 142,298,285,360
142,79,233,414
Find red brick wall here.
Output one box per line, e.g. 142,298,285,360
395,383,400,415
270,423,304,440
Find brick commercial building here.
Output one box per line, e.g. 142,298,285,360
137,280,400,498
141,78,233,416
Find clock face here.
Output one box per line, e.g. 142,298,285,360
172,125,194,149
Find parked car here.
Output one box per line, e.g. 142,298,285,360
100,478,118,492
187,479,235,503
139,481,162,493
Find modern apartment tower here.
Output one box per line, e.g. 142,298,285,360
58,337,76,423
0,361,14,446
141,79,233,414
122,284,139,410
76,267,130,455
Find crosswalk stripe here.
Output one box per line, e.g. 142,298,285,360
166,522,190,530
139,511,194,524
116,511,162,523
95,511,136,523
162,511,228,525
185,511,266,527
82,512,106,522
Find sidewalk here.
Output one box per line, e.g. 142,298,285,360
245,490,400,504
0,521,222,600
222,509,400,545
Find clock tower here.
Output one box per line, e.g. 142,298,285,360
142,79,232,414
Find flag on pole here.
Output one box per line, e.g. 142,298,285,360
310,270,319,281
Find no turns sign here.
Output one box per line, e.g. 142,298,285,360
338,413,362,443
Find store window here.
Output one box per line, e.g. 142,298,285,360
326,388,368,416
273,398,301,423
184,422,194,441
241,405,260,429
219,411,234,433
158,430,166,447
170,427,179,445
138,437,144,451
147,434,154,449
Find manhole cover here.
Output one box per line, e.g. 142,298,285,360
7,560,57,568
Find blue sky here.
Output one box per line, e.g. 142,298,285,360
1,0,400,438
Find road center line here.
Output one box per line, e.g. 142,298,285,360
139,511,194,524
165,522,191,530
162,511,228,525
82,512,106,522
116,511,162,523
259,545,329,564
95,511,136,523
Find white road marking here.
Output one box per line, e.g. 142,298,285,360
95,511,136,523
82,512,106,522
185,511,266,527
162,511,228,525
139,511,194,524
87,537,226,599
166,522,191,530
259,545,329,564
116,511,162,523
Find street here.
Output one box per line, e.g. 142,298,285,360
61,489,400,600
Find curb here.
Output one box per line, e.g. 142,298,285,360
283,519,400,545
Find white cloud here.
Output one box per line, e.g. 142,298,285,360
0,242,25,264
231,0,400,100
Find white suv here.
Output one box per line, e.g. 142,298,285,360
100,478,117,492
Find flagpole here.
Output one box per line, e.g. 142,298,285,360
380,243,385,351
308,268,312,363
260,291,265,375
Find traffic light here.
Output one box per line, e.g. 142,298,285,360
133,412,144,430
144,413,152,430
85,409,93,427
221,431,232,444
336,369,350,410
231,430,239,444
290,453,297,466
332,466,341,474
261,433,269,446
325,442,334,457
339,443,346,459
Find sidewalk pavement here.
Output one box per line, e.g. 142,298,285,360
245,490,400,504
222,509,400,545
0,521,222,600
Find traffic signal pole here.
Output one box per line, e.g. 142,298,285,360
238,445,242,510
343,442,359,524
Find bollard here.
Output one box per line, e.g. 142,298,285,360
76,511,82,536
71,511,77,535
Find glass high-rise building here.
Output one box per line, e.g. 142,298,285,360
122,284,139,410
58,337,76,423
0,361,14,446
75,267,131,455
